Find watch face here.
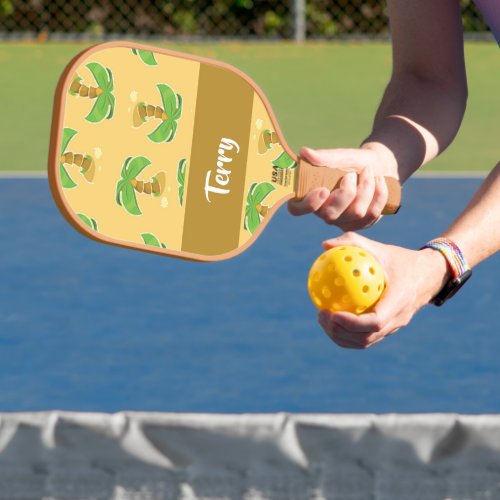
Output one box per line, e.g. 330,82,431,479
432,269,472,306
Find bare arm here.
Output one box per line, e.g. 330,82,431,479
364,0,468,181
442,163,500,267
290,0,468,226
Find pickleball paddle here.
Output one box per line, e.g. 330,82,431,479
48,41,401,262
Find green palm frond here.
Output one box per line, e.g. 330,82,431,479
244,182,275,234
247,182,258,204
132,49,158,66
61,128,77,154
77,213,98,231
116,156,153,216
60,128,78,189
116,181,142,216
124,156,151,180
246,207,261,235
86,62,112,91
120,157,133,179
60,164,77,189
148,120,175,143
115,178,127,205
172,94,183,120
86,93,115,123
272,152,297,170
177,158,187,206
252,182,275,205
157,84,181,117
141,233,166,248
106,94,116,119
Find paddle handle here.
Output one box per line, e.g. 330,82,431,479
294,157,401,215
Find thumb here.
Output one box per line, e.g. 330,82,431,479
322,231,369,250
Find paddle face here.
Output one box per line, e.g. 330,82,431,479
49,41,297,262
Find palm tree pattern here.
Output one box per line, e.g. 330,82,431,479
244,182,275,235
115,156,167,216
133,84,182,143
59,48,290,252
69,62,115,123
60,128,95,189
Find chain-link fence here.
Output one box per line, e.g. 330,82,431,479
0,0,491,40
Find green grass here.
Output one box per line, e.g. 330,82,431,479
0,41,497,172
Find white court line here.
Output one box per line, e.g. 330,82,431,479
0,170,489,179
414,170,487,179
0,171,48,178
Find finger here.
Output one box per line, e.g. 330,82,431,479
319,311,371,349
330,316,392,349
364,176,389,220
323,327,366,349
327,167,378,231
316,172,358,224
332,337,365,349
343,165,376,220
330,311,385,335
288,188,330,216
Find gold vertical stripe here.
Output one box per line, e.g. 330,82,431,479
181,63,254,256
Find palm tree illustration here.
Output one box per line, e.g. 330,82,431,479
272,151,297,170
141,233,166,248
69,62,115,123
60,128,95,189
77,213,98,231
132,48,158,66
258,128,280,154
244,182,275,235
132,84,182,143
177,158,187,206
115,156,166,216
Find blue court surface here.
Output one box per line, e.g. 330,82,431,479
0,176,498,413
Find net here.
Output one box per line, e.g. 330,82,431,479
1,412,500,499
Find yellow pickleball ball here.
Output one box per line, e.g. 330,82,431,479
308,245,385,314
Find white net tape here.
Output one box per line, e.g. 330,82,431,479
0,412,500,499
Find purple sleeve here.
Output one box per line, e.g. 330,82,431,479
473,0,500,45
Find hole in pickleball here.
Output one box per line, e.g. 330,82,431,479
344,256,352,262
359,251,367,257
378,284,382,291
356,306,366,314
327,264,335,272
362,285,369,293
342,295,351,304
313,294,322,308
334,277,344,287
313,271,321,282
369,267,375,275
333,303,342,311
352,269,360,277
322,286,332,299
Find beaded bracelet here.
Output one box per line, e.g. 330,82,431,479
421,238,472,306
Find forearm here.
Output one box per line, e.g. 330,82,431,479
361,0,467,182
441,162,500,267
363,73,467,181
413,163,500,307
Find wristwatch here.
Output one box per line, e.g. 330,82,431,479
421,238,472,306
